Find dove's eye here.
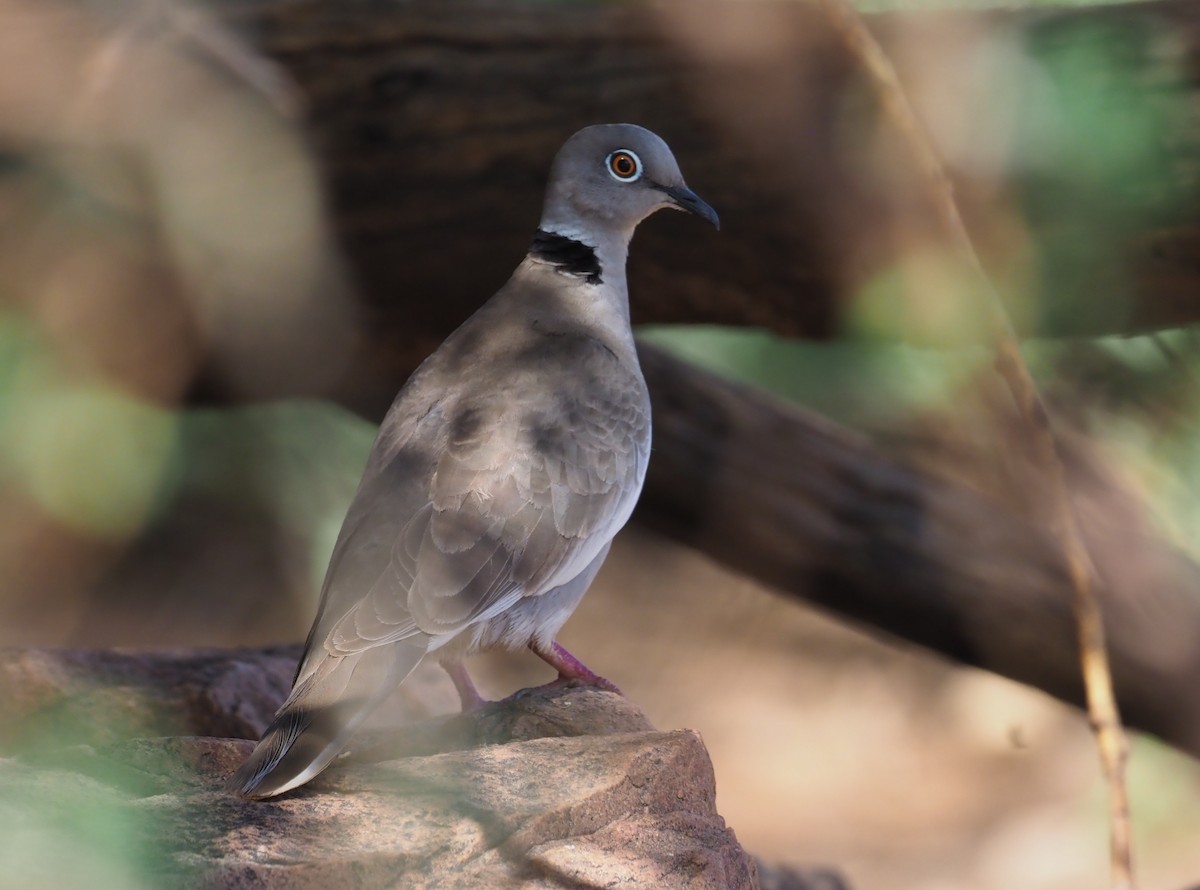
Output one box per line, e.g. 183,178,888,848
606,149,642,182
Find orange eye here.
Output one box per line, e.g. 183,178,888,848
606,149,642,181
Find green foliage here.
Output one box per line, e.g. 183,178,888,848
1044,331,1200,554
641,324,1200,563
855,0,1142,11
177,402,376,584
639,324,990,430
0,312,182,538
0,711,159,890
1090,734,1200,864
1014,15,1187,334
0,784,154,890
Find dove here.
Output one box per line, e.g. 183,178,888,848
230,123,719,799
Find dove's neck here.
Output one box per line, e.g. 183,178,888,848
529,219,631,284
525,222,633,327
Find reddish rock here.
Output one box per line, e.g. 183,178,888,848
354,681,656,760
5,722,753,888
0,644,466,753
757,861,852,890
0,645,301,748
0,646,787,889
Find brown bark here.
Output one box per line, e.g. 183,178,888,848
210,0,1200,413
6,0,1200,408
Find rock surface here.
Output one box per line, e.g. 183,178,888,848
0,643,459,748
0,645,301,748
0,645,848,889
3,729,752,888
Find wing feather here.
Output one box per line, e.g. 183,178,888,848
303,333,649,665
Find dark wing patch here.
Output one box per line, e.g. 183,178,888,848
405,343,649,634
318,334,649,651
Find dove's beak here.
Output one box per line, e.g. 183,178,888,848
654,183,720,230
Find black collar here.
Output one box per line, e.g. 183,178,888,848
529,229,602,285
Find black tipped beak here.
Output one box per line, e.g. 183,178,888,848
656,183,720,230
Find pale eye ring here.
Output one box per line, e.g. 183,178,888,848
605,149,643,182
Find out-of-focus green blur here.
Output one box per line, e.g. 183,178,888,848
644,326,1200,563
0,711,158,890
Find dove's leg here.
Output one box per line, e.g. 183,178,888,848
530,641,622,694
444,659,488,711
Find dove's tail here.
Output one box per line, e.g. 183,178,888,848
229,640,428,799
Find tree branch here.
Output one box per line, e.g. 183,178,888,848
637,343,1200,762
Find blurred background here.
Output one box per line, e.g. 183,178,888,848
2,0,1200,887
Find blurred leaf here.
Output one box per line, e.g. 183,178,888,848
1015,15,1191,334
1083,734,1200,863
847,246,995,346
641,324,1200,562
856,0,1137,9
177,402,375,584
0,709,158,890
0,312,182,538
639,324,990,431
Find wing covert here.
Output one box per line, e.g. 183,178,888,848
311,335,650,656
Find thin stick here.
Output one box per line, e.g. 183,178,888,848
84,0,302,116
813,2,1136,887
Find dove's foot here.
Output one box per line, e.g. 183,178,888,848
529,641,622,695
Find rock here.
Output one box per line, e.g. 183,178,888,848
2,729,755,888
0,645,302,748
0,646,766,889
0,644,455,750
756,860,853,890
354,681,657,760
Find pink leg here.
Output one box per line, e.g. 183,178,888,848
443,659,488,712
530,641,621,695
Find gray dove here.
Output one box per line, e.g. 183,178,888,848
230,123,719,799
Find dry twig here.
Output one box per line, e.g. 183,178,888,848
813,1,1136,887
85,0,302,115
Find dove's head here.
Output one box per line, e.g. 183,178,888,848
538,123,719,242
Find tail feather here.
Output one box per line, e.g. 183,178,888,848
229,640,428,799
